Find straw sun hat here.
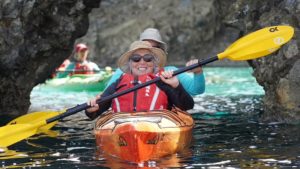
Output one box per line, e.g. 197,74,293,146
118,41,167,73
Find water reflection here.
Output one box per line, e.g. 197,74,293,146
1,96,300,168
96,149,193,168
1,67,300,168
191,110,300,168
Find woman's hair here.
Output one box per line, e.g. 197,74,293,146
152,56,160,73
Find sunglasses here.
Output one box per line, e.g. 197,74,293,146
130,54,155,62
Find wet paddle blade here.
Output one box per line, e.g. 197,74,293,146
218,25,294,60
7,111,62,133
0,122,44,147
0,111,61,147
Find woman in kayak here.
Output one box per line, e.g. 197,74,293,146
56,43,101,78
106,28,205,96
85,41,194,120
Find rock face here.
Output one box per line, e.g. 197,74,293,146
238,0,300,123
221,0,300,123
0,0,299,123
0,0,101,119
80,0,300,122
79,0,245,67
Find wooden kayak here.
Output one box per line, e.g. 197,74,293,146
94,109,194,163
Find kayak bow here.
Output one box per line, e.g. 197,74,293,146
94,109,194,162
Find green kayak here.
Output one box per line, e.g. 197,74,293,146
37,72,112,92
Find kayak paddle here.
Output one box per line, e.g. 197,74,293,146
0,25,294,147
6,111,62,133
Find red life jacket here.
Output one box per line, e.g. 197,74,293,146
74,62,94,74
112,73,168,112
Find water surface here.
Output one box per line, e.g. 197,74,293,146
1,67,300,168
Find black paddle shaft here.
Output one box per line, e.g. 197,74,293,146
46,56,219,123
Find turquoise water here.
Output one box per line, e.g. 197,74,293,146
29,67,264,112
204,67,264,96
1,67,300,168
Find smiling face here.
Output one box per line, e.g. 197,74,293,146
129,49,155,76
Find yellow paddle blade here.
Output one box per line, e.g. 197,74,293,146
7,111,62,133
0,111,62,147
218,25,294,60
0,121,46,147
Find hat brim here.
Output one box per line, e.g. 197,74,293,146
76,47,88,52
141,39,167,52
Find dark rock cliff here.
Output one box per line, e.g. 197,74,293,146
0,0,299,123
0,0,101,118
219,0,300,123
79,0,245,67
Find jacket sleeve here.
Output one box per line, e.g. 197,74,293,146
180,73,205,96
85,82,117,120
156,81,194,111
89,61,101,71
164,66,205,96
105,68,123,88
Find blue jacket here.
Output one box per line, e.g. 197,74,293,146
106,66,205,96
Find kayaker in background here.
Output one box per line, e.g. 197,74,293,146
56,58,71,72
85,41,194,120
106,28,205,96
56,43,101,78
51,58,71,78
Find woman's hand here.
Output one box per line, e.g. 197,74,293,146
186,59,202,74
160,70,179,88
86,94,101,113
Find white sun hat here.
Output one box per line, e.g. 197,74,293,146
139,28,167,52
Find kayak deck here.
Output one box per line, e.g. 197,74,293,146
94,109,194,163
38,73,112,92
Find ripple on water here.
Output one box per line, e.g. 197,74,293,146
1,67,298,168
